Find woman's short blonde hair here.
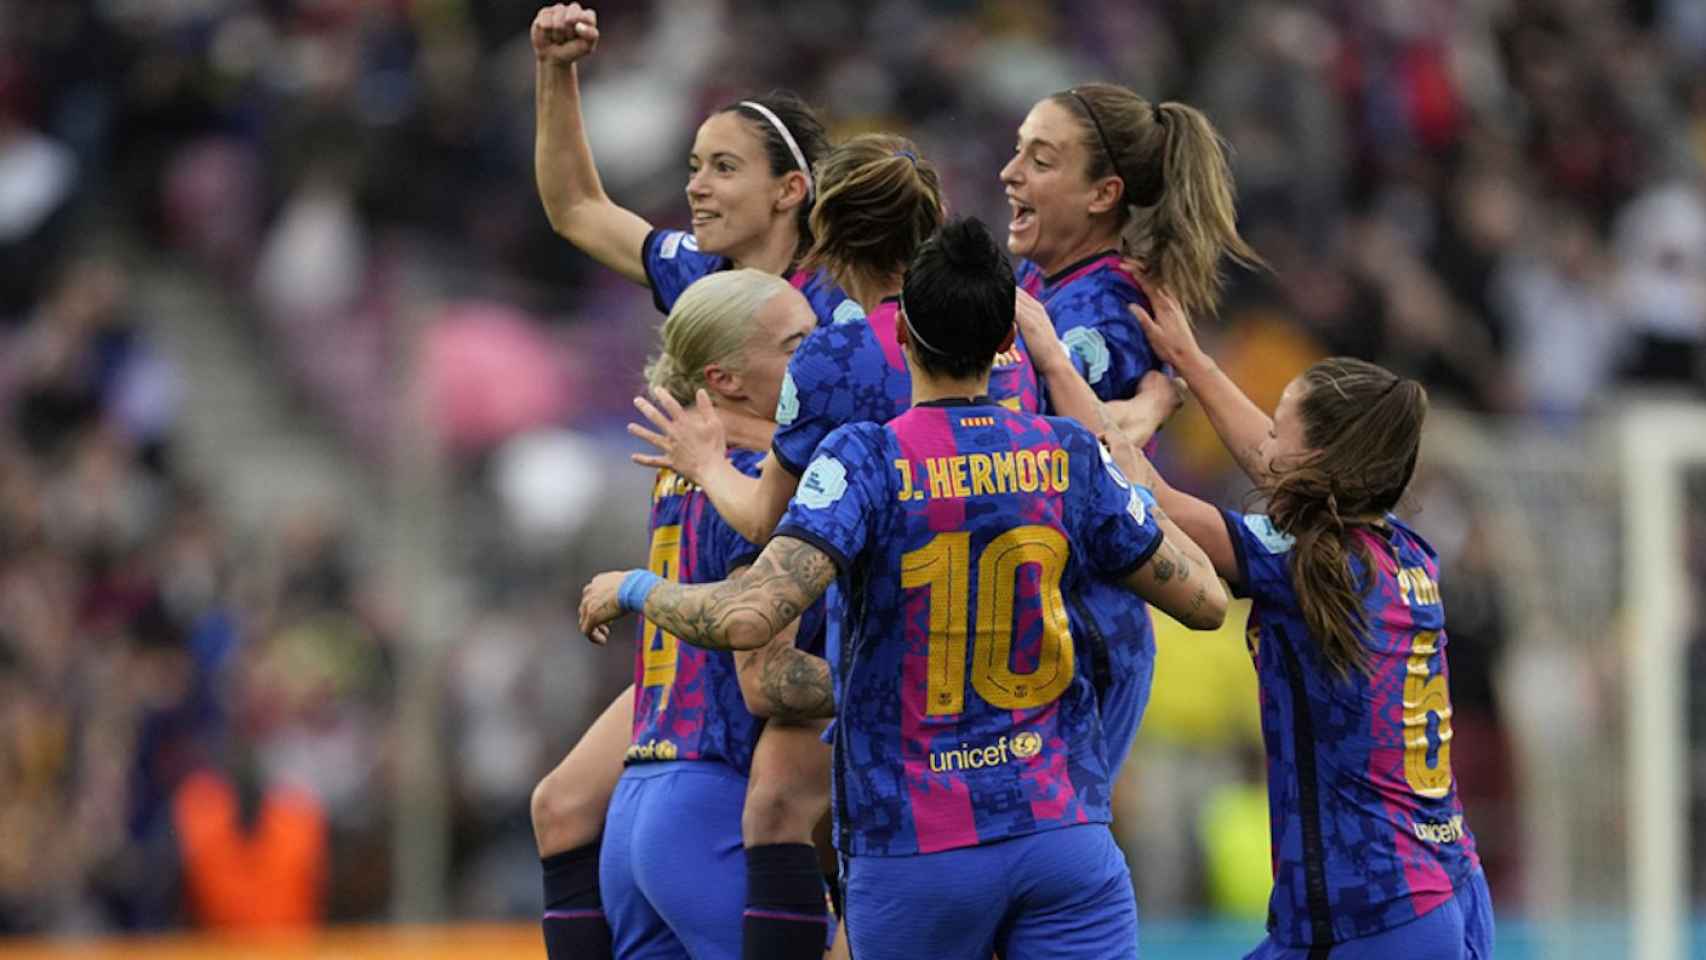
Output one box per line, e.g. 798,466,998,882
643,269,797,405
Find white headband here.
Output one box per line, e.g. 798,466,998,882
739,100,814,201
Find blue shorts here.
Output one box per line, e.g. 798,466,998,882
1244,870,1494,960
601,763,747,960
843,823,1137,960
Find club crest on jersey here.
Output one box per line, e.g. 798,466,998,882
1063,326,1111,384
1244,513,1295,553
776,371,800,425
832,300,866,325
797,455,848,509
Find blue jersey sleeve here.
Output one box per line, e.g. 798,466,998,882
642,228,729,314
1221,509,1296,604
1051,282,1158,401
771,324,860,476
772,423,887,572
1064,426,1164,578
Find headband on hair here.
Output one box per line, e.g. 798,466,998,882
1069,89,1119,181
896,294,954,359
894,149,918,166
739,100,814,201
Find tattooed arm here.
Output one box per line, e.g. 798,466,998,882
735,631,836,722
1122,503,1229,630
579,536,838,652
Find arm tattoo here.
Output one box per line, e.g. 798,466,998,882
757,644,835,721
1150,548,1177,583
1184,583,1209,621
644,537,838,651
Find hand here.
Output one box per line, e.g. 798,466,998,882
629,387,728,484
578,571,628,643
1014,288,1070,375
1109,370,1185,447
1127,286,1206,373
531,4,600,66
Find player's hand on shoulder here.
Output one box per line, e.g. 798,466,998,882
578,570,626,642
1014,287,1069,375
629,387,728,483
1126,284,1202,371
531,3,600,66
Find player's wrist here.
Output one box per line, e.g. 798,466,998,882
617,570,663,614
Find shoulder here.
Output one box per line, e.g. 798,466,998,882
1233,512,1297,557
796,423,886,504
1385,515,1439,561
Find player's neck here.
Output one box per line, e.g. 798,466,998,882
1034,226,1121,278
729,229,799,277
843,269,902,314
910,369,992,407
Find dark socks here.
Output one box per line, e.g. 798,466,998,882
542,843,611,960
742,843,831,960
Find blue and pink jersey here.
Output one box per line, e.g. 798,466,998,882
628,450,783,775
641,227,850,322
1015,252,1158,403
774,402,1163,857
770,297,1042,476
1223,510,1482,946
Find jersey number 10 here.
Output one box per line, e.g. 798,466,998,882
901,526,1075,716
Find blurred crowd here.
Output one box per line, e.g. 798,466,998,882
2,0,1704,936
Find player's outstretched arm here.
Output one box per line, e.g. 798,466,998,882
1126,290,1273,485
631,388,800,543
1122,516,1229,630
533,3,652,284
580,536,837,652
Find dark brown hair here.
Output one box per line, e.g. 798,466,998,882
804,134,945,290
1049,84,1264,321
718,91,831,261
1263,358,1428,679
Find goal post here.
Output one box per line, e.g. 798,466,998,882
1622,401,1706,960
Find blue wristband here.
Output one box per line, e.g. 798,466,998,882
618,570,664,614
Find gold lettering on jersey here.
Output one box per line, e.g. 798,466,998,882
927,731,1042,773
894,460,922,501
624,739,680,762
1398,567,1441,607
651,469,699,501
898,450,1072,502
1411,815,1466,845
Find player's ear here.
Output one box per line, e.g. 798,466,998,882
703,363,743,402
776,170,809,212
1087,175,1124,216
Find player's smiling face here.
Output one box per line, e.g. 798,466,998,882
1000,99,1116,275
687,112,789,262
1262,376,1315,476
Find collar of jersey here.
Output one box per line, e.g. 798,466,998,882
916,396,994,408
1045,249,1121,287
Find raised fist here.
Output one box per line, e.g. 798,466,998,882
531,4,599,66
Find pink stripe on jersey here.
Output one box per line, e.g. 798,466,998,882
893,408,967,532
900,586,980,853
787,269,812,290
1364,537,1455,911
867,301,908,373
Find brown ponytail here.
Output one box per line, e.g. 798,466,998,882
1263,358,1429,679
1051,86,1264,321
804,134,945,291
